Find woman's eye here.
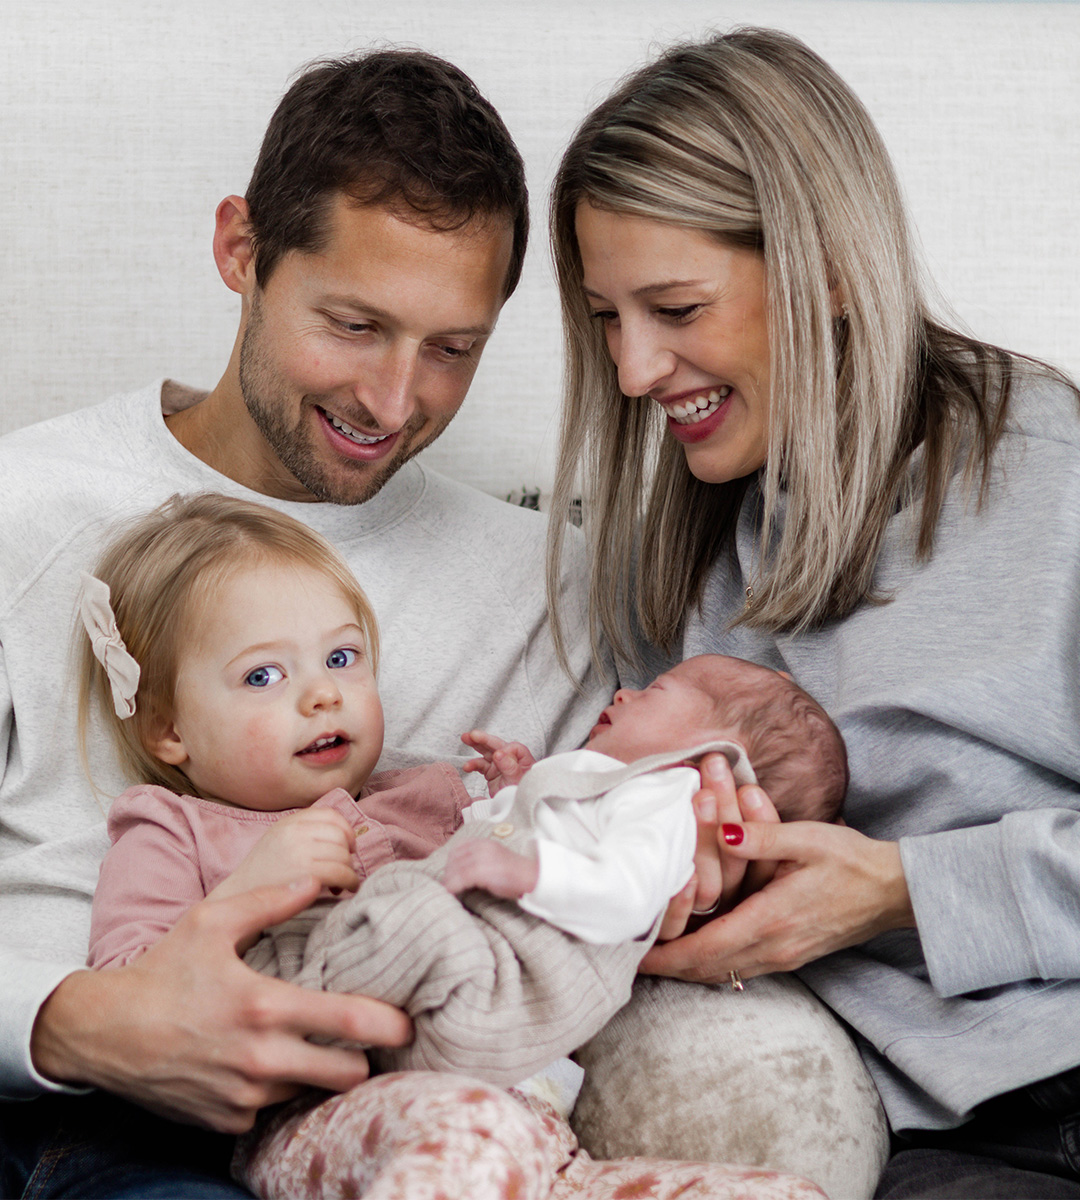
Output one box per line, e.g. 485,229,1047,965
658,305,700,321
245,665,283,688
589,309,618,324
327,648,358,669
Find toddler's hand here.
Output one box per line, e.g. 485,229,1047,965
442,838,540,899
209,807,359,903
460,730,536,794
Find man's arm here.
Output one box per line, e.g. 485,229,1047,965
32,878,412,1133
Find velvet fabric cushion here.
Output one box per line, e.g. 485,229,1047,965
571,973,889,1200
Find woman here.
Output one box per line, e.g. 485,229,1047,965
548,26,1080,1200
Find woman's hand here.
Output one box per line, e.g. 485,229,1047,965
653,753,781,942
641,820,915,983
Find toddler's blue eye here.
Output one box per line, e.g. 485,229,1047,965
245,665,283,688
327,648,358,669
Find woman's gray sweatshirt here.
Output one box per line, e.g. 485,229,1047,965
630,373,1080,1131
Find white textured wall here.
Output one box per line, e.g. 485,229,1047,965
1,1,1077,496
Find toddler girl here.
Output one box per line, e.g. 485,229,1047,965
79,492,827,1200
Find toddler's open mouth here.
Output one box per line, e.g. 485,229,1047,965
297,733,350,762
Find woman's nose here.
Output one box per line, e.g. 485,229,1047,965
612,322,677,399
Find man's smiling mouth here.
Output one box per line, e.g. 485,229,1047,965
324,410,391,445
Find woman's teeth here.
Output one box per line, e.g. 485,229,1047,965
327,413,390,444
666,387,732,424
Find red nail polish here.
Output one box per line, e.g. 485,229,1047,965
722,824,744,846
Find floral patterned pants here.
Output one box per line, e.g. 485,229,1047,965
234,1072,826,1200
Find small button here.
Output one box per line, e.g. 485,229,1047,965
492,822,514,839
356,824,369,835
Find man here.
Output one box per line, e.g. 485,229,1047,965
0,50,604,1197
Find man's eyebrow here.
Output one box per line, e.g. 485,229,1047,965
319,294,493,337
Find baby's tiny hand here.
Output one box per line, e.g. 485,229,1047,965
461,730,536,794
442,838,540,900
209,807,359,902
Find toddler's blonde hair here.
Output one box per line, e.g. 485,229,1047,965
77,493,380,796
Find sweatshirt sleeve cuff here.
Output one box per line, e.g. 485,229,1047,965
0,958,93,1099
900,821,1036,997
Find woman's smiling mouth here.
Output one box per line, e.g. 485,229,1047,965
660,387,733,425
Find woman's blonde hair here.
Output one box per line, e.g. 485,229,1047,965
77,493,380,796
548,27,1068,666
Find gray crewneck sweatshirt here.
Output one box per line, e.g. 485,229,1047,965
628,372,1080,1131
0,381,608,1098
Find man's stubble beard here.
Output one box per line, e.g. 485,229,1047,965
237,297,452,506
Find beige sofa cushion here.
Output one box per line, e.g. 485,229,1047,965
572,973,889,1200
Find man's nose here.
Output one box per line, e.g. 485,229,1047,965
354,347,419,432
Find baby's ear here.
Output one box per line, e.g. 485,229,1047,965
144,715,189,766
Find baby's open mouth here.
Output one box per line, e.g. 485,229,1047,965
297,734,348,756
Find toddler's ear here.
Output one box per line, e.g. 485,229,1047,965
145,717,189,766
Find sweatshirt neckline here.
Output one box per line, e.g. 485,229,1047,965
133,379,426,540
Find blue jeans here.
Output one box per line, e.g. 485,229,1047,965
876,1062,1080,1198
0,1092,252,1199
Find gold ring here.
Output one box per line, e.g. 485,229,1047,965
729,969,745,992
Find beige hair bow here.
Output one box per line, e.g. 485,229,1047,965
78,572,141,719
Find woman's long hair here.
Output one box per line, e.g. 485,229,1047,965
548,27,1063,669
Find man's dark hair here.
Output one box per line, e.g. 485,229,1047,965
245,49,528,295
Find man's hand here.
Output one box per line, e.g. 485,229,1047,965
651,753,782,943
30,878,412,1133
461,730,536,794
442,838,540,899
641,820,915,983
209,808,359,906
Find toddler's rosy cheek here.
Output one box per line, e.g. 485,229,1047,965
241,716,281,762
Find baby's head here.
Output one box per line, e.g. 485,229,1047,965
585,655,846,823
78,493,383,810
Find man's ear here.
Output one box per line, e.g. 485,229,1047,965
212,195,257,297
145,717,189,767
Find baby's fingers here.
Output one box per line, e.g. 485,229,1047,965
461,730,505,755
